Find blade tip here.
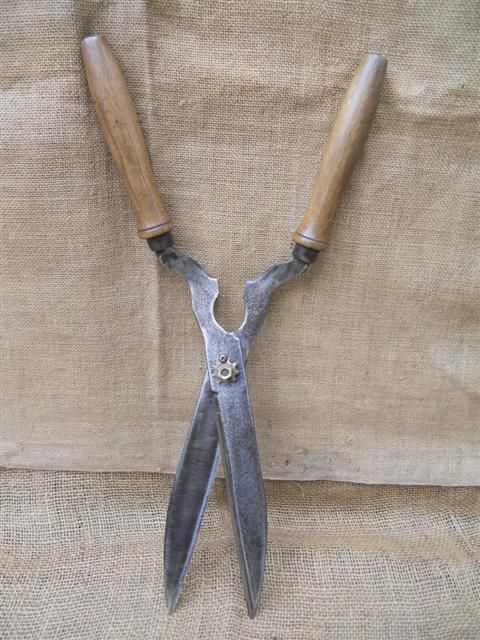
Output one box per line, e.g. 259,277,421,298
246,587,262,618
165,588,180,615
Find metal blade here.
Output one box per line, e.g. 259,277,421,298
164,372,220,613
159,248,308,615
212,342,266,618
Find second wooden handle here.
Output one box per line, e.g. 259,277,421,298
81,35,173,239
292,53,387,251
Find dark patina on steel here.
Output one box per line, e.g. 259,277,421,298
159,247,308,616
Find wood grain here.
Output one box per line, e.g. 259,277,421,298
292,53,387,251
81,35,173,239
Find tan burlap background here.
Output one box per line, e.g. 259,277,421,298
0,470,478,639
1,1,479,484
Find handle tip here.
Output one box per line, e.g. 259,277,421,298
362,52,388,77
81,35,106,66
81,34,103,45
364,52,387,62
81,34,101,51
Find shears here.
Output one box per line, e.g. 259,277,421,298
81,35,386,617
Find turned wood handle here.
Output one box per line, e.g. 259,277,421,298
292,53,387,252
81,35,173,239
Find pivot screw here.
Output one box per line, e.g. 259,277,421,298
215,357,239,383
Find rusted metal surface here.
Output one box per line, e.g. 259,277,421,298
161,248,307,616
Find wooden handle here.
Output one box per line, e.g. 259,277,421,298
81,35,173,239
292,53,387,252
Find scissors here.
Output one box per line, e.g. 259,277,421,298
81,35,386,617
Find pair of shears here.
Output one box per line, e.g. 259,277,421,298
81,35,386,617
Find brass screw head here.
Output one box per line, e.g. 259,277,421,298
214,357,239,383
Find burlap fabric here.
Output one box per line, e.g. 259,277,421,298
1,1,479,484
0,469,478,639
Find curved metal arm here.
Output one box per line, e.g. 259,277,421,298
236,257,308,352
159,248,308,355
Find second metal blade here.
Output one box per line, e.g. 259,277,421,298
164,373,220,613
212,342,266,618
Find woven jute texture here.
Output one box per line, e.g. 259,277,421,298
1,470,479,639
1,1,479,483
